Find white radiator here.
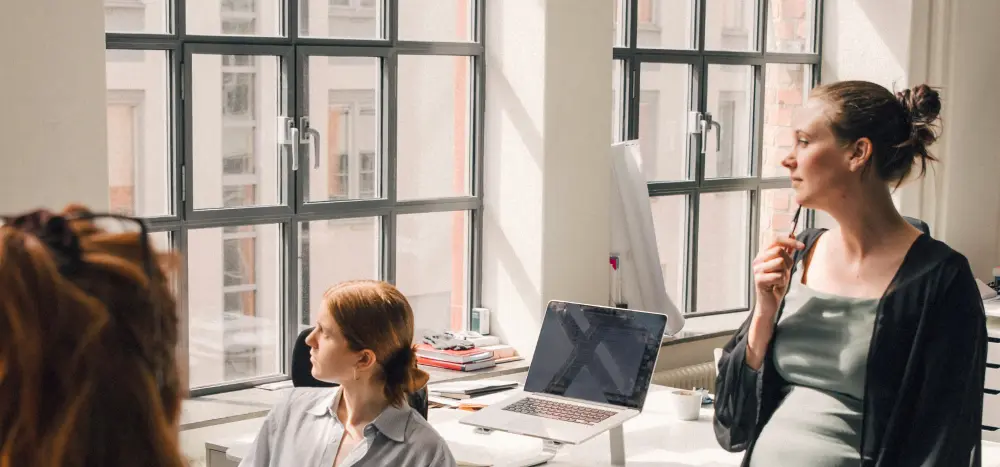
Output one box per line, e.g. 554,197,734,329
654,361,717,393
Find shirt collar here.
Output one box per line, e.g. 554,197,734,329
370,401,411,443
306,387,341,417
305,386,411,443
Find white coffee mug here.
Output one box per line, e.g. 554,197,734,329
669,389,703,421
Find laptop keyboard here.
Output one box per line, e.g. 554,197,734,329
502,397,616,425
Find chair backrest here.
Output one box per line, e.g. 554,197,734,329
291,327,429,419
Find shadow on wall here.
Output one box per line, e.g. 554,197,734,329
481,0,547,355
822,0,910,85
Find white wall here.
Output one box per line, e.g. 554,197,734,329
820,0,1000,280
482,0,612,358
914,0,1000,280
0,0,108,212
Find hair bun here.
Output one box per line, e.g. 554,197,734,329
383,345,428,395
896,84,942,148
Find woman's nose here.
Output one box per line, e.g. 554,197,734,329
781,150,796,170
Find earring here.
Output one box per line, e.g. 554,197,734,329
353,368,359,381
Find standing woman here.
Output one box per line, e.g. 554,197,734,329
713,81,987,466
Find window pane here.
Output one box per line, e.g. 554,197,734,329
298,218,380,332
767,0,815,53
649,195,688,307
187,224,282,387
399,0,473,42
105,50,173,217
191,54,285,210
187,0,282,37
636,0,695,49
697,191,750,312
638,63,692,181
396,211,469,333
705,65,753,179
705,0,757,51
759,188,802,252
150,231,172,252
397,56,472,200
104,0,169,34
305,56,381,203
299,0,382,39
763,63,811,178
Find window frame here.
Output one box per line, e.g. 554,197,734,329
105,0,485,396
614,0,823,317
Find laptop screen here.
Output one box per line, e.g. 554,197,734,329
523,301,667,410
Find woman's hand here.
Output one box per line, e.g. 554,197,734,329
745,236,804,370
752,236,804,318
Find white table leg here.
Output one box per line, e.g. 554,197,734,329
609,424,625,466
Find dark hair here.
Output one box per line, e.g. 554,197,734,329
0,205,184,467
811,80,942,186
323,280,428,407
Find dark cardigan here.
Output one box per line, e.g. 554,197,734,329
713,228,987,467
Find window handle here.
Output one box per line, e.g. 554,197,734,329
709,120,722,152
698,112,722,155
300,117,321,169
290,127,300,171
279,117,299,171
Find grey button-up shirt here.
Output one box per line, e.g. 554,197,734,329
238,387,456,467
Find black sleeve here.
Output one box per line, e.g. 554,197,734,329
712,315,762,452
896,257,986,467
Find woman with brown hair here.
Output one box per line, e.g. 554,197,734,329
713,81,987,466
0,205,185,467
240,280,455,467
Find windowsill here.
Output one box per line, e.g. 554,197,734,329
661,311,748,346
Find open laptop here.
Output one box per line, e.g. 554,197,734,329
460,300,667,445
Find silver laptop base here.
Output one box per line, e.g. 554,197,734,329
472,425,626,466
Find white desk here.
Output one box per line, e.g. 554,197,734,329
208,379,1000,467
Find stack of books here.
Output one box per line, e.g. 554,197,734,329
429,381,519,400
415,343,496,371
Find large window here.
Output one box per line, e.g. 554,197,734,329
613,0,818,315
105,0,483,394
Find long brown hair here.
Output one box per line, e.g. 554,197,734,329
0,205,185,467
323,280,429,407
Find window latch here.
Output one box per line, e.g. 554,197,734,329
299,116,321,169
278,116,299,171
688,111,721,156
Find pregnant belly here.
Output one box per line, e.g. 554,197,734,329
750,385,864,467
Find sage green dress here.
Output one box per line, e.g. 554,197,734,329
750,268,878,467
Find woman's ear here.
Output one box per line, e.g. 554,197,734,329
848,137,873,172
357,349,378,372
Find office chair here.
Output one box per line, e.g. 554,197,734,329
903,216,931,236
291,327,429,420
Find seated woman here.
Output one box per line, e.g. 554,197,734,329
240,280,456,467
0,205,185,467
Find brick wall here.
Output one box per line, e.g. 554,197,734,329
759,188,800,250
768,0,811,53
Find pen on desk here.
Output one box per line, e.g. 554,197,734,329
610,255,627,309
